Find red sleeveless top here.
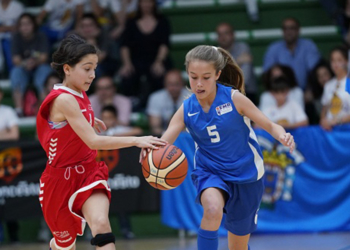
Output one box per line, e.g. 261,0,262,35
37,85,97,168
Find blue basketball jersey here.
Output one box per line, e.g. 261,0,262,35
183,84,264,183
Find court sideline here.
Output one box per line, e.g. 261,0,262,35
1,232,349,250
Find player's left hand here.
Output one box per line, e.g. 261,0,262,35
279,132,295,153
94,118,107,133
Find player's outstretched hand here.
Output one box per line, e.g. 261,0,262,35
137,137,167,163
135,136,167,149
94,118,107,133
279,133,295,153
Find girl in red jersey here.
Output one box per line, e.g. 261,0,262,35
36,34,166,250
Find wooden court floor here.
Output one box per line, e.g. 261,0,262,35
1,232,349,250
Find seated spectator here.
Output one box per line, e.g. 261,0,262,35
37,0,84,44
82,0,105,17
10,13,52,116
263,17,321,90
216,22,257,104
119,0,171,110
146,69,190,136
43,72,60,97
320,46,350,130
0,0,24,72
0,86,19,140
82,0,138,38
259,64,304,111
0,87,20,245
101,105,142,136
244,0,259,22
305,61,334,124
109,0,138,39
75,13,117,77
89,76,132,125
261,76,308,129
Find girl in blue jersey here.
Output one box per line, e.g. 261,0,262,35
142,45,295,250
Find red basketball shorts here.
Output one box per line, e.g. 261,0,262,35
39,161,111,250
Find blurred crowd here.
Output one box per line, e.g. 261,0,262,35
0,0,349,137
1,0,350,244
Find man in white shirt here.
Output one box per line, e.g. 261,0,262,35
0,87,19,140
146,69,190,135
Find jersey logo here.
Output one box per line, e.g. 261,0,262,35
216,103,233,116
188,111,199,117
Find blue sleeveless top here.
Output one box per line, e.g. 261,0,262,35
183,84,264,183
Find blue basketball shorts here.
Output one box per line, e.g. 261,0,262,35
191,169,264,236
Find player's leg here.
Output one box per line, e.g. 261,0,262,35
198,187,226,250
224,179,264,250
201,188,226,230
228,232,250,250
82,189,115,250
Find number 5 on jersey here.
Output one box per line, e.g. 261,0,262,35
207,125,220,143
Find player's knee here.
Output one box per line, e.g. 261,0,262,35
203,204,223,221
91,232,115,247
89,216,111,234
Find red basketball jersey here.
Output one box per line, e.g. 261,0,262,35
37,85,97,168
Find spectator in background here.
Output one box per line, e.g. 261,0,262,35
0,86,19,244
101,105,142,136
109,0,139,40
99,104,140,240
0,0,24,73
146,69,190,136
244,0,259,22
37,0,84,44
320,46,350,130
305,61,334,124
259,64,304,111
82,0,138,38
263,17,321,90
0,86,19,140
11,13,52,116
89,76,132,125
119,0,171,110
75,13,116,77
216,22,257,104
43,72,60,97
82,0,106,17
319,0,347,37
261,76,308,129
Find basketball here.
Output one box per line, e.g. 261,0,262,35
142,144,188,190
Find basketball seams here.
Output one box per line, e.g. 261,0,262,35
159,149,183,169
164,157,188,179
157,153,186,178
142,144,188,190
156,145,171,189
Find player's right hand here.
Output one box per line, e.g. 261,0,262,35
137,136,167,163
135,136,167,149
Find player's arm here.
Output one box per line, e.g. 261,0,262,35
161,104,186,145
139,105,185,163
53,94,165,150
232,92,295,153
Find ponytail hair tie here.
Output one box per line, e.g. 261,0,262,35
212,46,218,51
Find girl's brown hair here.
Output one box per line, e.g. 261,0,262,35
184,45,245,94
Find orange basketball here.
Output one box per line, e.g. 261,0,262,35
142,144,188,190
